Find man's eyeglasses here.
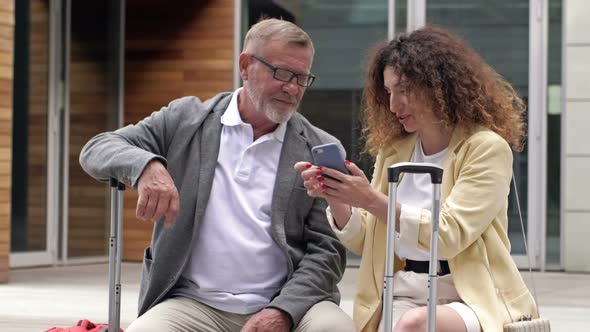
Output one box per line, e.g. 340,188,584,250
250,54,316,88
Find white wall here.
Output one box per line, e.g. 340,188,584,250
564,0,590,272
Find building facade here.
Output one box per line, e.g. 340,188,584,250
0,0,588,282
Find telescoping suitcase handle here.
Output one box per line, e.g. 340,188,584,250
108,178,125,332
387,162,443,184
384,162,443,332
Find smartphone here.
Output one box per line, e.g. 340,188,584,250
311,143,350,175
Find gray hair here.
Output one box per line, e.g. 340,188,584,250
243,18,315,56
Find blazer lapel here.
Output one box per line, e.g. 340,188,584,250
192,97,228,230
380,134,417,194
372,134,417,295
271,117,307,247
441,127,467,199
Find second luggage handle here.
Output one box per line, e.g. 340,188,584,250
108,178,125,332
384,162,444,332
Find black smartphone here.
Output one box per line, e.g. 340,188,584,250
311,143,350,175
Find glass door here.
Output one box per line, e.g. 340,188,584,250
546,0,562,270
425,0,534,267
11,0,125,267
10,0,58,267
423,0,555,269
63,1,107,262
63,0,124,263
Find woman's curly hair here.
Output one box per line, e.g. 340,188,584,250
361,25,526,157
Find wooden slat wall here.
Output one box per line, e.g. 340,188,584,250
0,0,14,283
123,0,234,260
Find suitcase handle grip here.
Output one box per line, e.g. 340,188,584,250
109,177,126,191
388,162,443,184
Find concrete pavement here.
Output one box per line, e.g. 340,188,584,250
0,263,588,331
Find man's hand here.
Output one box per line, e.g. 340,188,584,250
136,160,179,227
241,308,292,332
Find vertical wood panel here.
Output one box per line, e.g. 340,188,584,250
123,0,234,260
0,0,14,283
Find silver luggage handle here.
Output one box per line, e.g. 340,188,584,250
388,162,443,184
384,162,443,332
108,178,125,332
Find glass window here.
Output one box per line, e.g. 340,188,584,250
546,0,562,267
67,1,120,258
427,0,531,257
245,0,393,170
12,0,49,253
245,0,400,265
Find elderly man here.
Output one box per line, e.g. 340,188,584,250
80,18,356,332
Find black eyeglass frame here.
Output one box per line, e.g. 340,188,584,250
250,54,316,87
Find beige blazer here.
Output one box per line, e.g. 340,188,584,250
341,127,538,332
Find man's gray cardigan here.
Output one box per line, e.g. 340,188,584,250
79,92,347,326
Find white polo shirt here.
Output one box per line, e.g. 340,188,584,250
180,88,289,314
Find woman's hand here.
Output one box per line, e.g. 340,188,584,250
295,160,401,230
294,160,391,227
293,162,326,198
294,161,352,229
295,160,377,207
317,160,374,207
319,160,390,223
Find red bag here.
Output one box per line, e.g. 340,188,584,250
45,319,123,332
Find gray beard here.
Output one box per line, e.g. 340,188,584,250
247,86,296,124
263,106,295,124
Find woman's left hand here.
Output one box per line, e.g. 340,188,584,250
294,160,391,223
323,161,396,226
318,160,377,210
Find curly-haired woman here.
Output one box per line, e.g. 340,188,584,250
295,25,538,332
